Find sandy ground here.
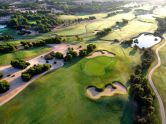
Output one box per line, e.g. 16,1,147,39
87,50,115,59
86,82,127,100
0,43,80,106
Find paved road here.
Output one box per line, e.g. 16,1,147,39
148,37,166,124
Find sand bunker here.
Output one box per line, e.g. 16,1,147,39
86,82,127,100
87,50,115,59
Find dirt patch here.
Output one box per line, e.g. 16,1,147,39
86,82,127,100
87,50,115,59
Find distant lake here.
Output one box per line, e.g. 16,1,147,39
132,33,162,48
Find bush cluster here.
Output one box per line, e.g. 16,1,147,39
11,59,30,69
44,51,64,61
21,64,51,81
64,48,78,62
0,44,17,53
79,44,96,57
96,28,112,38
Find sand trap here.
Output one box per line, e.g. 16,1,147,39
87,50,115,59
86,82,127,100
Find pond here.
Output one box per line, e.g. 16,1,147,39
138,14,154,19
0,25,7,33
132,33,162,48
0,25,6,29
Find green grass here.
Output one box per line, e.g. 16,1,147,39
103,20,157,41
56,12,135,36
83,56,116,76
152,38,166,115
0,47,51,66
0,40,142,124
0,55,135,124
58,13,107,20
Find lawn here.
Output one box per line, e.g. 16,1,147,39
0,47,51,66
55,23,87,36
103,20,157,41
82,56,116,76
55,12,136,37
0,54,136,124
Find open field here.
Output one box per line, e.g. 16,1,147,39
0,47,51,66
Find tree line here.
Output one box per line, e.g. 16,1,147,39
129,48,155,124
44,44,96,62
0,35,64,53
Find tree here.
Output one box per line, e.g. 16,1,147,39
11,59,30,69
54,52,64,59
87,44,96,53
0,80,10,93
21,73,31,81
0,72,3,79
64,54,72,62
79,49,88,57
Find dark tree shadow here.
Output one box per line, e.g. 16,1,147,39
129,49,137,56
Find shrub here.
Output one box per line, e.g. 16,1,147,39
0,80,10,93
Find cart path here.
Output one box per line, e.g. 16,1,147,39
148,38,166,124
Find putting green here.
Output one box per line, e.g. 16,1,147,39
82,56,116,76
